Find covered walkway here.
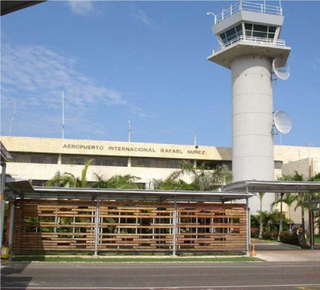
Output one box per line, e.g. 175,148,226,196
3,178,253,256
223,180,320,249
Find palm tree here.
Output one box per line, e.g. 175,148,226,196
294,193,308,247
272,193,296,221
155,171,195,190
274,171,306,244
279,171,308,246
308,173,320,240
46,159,93,188
92,174,142,189
177,161,232,191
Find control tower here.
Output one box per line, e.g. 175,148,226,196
207,1,291,212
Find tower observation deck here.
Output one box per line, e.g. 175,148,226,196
207,1,291,213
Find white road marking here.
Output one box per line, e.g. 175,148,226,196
2,284,320,289
5,263,320,270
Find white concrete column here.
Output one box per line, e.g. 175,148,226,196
231,55,275,213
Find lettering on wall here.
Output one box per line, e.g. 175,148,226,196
62,144,206,155
63,144,104,150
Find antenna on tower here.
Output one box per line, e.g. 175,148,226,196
272,57,290,80
128,120,131,142
9,101,16,136
193,126,197,147
62,91,65,139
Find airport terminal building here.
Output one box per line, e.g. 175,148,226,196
2,137,320,254
2,136,320,188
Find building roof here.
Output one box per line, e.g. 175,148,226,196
1,1,46,16
4,178,253,202
222,180,320,193
0,141,13,163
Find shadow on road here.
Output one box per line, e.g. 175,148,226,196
1,261,32,290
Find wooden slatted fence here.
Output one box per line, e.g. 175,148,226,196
13,200,247,253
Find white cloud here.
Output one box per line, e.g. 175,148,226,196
1,43,125,107
1,42,155,138
129,105,158,118
68,1,96,16
131,9,154,28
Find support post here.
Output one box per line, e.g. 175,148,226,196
0,162,7,249
8,202,15,259
309,192,314,250
172,198,177,256
94,198,100,256
278,193,283,241
246,197,251,256
5,202,12,246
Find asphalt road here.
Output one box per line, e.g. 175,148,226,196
2,262,320,290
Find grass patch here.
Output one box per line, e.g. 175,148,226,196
315,235,320,244
12,256,261,263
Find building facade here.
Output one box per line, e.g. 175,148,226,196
2,136,320,186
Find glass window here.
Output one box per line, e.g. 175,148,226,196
94,156,127,167
274,161,283,169
268,33,275,39
220,33,226,41
62,155,127,167
245,23,252,30
226,28,236,38
253,31,267,38
197,160,232,170
235,24,242,33
131,158,188,169
269,26,276,33
254,24,268,32
220,33,227,43
10,153,58,164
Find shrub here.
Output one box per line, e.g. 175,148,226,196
262,230,278,240
251,228,259,238
279,231,301,246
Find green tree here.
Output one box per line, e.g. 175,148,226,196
272,193,296,220
155,171,196,190
274,171,307,245
282,171,307,246
46,159,93,187
93,174,142,189
177,161,232,191
308,173,320,239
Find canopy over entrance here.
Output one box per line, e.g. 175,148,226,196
223,180,320,249
222,180,320,195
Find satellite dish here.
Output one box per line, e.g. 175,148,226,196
274,111,292,134
272,57,290,80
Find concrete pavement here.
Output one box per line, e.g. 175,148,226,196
255,241,320,262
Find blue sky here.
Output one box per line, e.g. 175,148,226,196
1,1,319,148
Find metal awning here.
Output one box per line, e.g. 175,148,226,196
222,180,320,194
1,1,46,16
0,142,13,162
4,179,253,202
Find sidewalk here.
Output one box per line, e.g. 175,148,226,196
255,242,320,262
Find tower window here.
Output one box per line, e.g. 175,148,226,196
220,24,243,45
245,23,277,40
